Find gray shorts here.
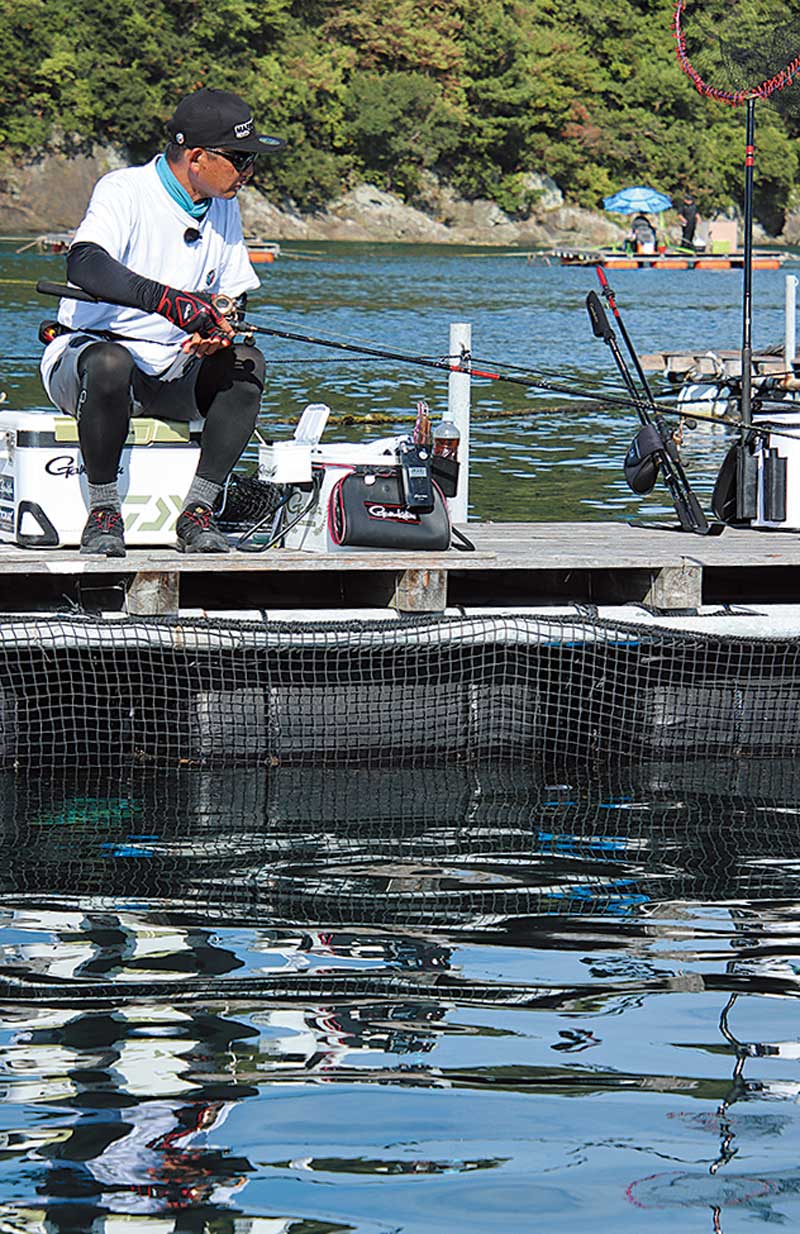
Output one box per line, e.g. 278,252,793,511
48,335,203,423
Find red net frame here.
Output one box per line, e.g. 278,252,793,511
673,0,800,104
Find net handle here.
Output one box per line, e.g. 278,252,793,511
673,0,800,104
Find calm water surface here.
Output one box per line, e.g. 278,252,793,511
0,244,799,1232
2,762,800,1232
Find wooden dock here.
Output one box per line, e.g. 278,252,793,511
641,349,791,381
2,521,800,615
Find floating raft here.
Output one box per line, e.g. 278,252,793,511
556,248,787,271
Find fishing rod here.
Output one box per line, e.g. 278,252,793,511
586,288,710,533
593,268,710,533
33,279,794,439
37,278,666,410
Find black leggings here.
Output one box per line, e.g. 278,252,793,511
75,341,265,485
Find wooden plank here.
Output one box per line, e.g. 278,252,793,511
0,545,496,574
639,349,788,377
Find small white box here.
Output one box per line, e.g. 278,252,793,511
258,440,312,485
0,409,204,547
283,437,402,552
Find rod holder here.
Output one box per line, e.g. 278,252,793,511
447,322,471,524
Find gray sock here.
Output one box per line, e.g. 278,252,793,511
88,482,121,512
184,476,222,510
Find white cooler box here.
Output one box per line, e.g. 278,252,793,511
0,410,204,548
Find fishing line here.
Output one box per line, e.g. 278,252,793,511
248,310,654,396
255,319,641,396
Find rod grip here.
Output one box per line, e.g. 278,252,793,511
36,279,99,304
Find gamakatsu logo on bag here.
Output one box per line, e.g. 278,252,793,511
123,495,184,532
365,502,420,524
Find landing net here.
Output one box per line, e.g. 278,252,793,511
673,0,800,105
0,612,798,768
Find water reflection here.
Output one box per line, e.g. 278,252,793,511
1,762,799,1231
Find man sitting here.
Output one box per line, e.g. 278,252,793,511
39,87,285,557
630,213,657,254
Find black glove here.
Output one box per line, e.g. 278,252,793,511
155,286,230,338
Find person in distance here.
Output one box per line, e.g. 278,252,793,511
39,87,284,556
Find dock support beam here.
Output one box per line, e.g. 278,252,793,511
126,571,180,616
642,562,702,612
393,568,447,613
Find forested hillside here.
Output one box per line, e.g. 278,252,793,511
0,0,797,229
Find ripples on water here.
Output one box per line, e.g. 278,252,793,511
1,760,799,1232
0,244,799,1230
2,242,798,521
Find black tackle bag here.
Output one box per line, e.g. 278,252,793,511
329,467,451,550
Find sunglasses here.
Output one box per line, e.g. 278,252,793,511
205,147,257,173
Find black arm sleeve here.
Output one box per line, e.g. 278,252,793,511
66,242,166,313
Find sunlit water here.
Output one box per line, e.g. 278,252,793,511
2,763,800,1233
0,244,799,1232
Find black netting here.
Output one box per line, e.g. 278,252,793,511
2,758,799,1004
674,0,800,110
0,614,798,769
216,474,283,531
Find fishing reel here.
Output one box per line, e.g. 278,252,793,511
212,293,255,344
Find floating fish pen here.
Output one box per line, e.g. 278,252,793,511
0,612,799,770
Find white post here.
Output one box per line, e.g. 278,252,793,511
785,274,797,367
447,322,471,523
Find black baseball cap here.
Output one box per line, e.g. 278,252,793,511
166,87,286,153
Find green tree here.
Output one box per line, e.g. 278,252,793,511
342,71,461,195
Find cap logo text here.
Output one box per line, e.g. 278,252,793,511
234,120,253,138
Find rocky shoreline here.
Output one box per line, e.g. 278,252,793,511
0,147,795,250
236,178,630,250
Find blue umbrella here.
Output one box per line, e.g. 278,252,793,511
603,185,673,214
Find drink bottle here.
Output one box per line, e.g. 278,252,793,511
433,418,460,462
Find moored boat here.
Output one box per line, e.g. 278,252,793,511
246,240,280,264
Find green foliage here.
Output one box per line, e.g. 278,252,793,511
342,71,461,196
0,0,798,230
